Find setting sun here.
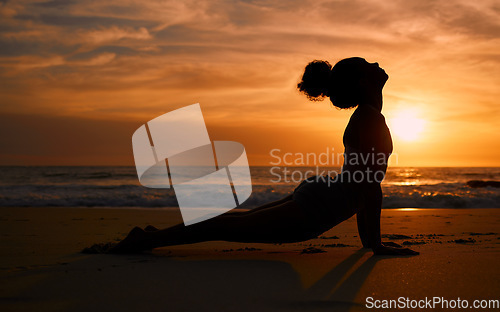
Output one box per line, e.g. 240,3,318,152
389,110,426,141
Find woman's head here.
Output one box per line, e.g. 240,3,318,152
296,60,332,101
298,57,388,109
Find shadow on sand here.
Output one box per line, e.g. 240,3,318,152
1,248,412,312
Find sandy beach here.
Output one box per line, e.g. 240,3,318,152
1,207,499,312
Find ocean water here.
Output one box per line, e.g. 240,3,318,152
0,166,499,208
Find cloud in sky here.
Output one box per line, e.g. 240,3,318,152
0,0,499,165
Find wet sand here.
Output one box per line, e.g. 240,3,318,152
1,207,499,311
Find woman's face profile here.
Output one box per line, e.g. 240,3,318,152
333,57,389,93
356,58,389,88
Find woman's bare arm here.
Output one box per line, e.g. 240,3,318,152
356,184,382,249
356,212,370,248
357,184,419,255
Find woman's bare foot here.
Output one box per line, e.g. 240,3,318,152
81,242,118,254
109,227,153,254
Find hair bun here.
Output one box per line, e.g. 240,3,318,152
297,60,332,101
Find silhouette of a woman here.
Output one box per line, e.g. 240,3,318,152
111,57,419,256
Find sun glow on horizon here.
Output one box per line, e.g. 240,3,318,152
389,109,426,142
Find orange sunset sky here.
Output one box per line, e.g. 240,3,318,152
0,0,499,167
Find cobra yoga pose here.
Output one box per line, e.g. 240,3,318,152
110,57,419,256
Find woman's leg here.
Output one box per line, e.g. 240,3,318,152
111,199,322,253
141,194,293,230
233,193,293,215
141,194,293,231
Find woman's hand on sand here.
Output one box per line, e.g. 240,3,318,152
362,241,403,249
381,241,403,248
373,245,419,256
